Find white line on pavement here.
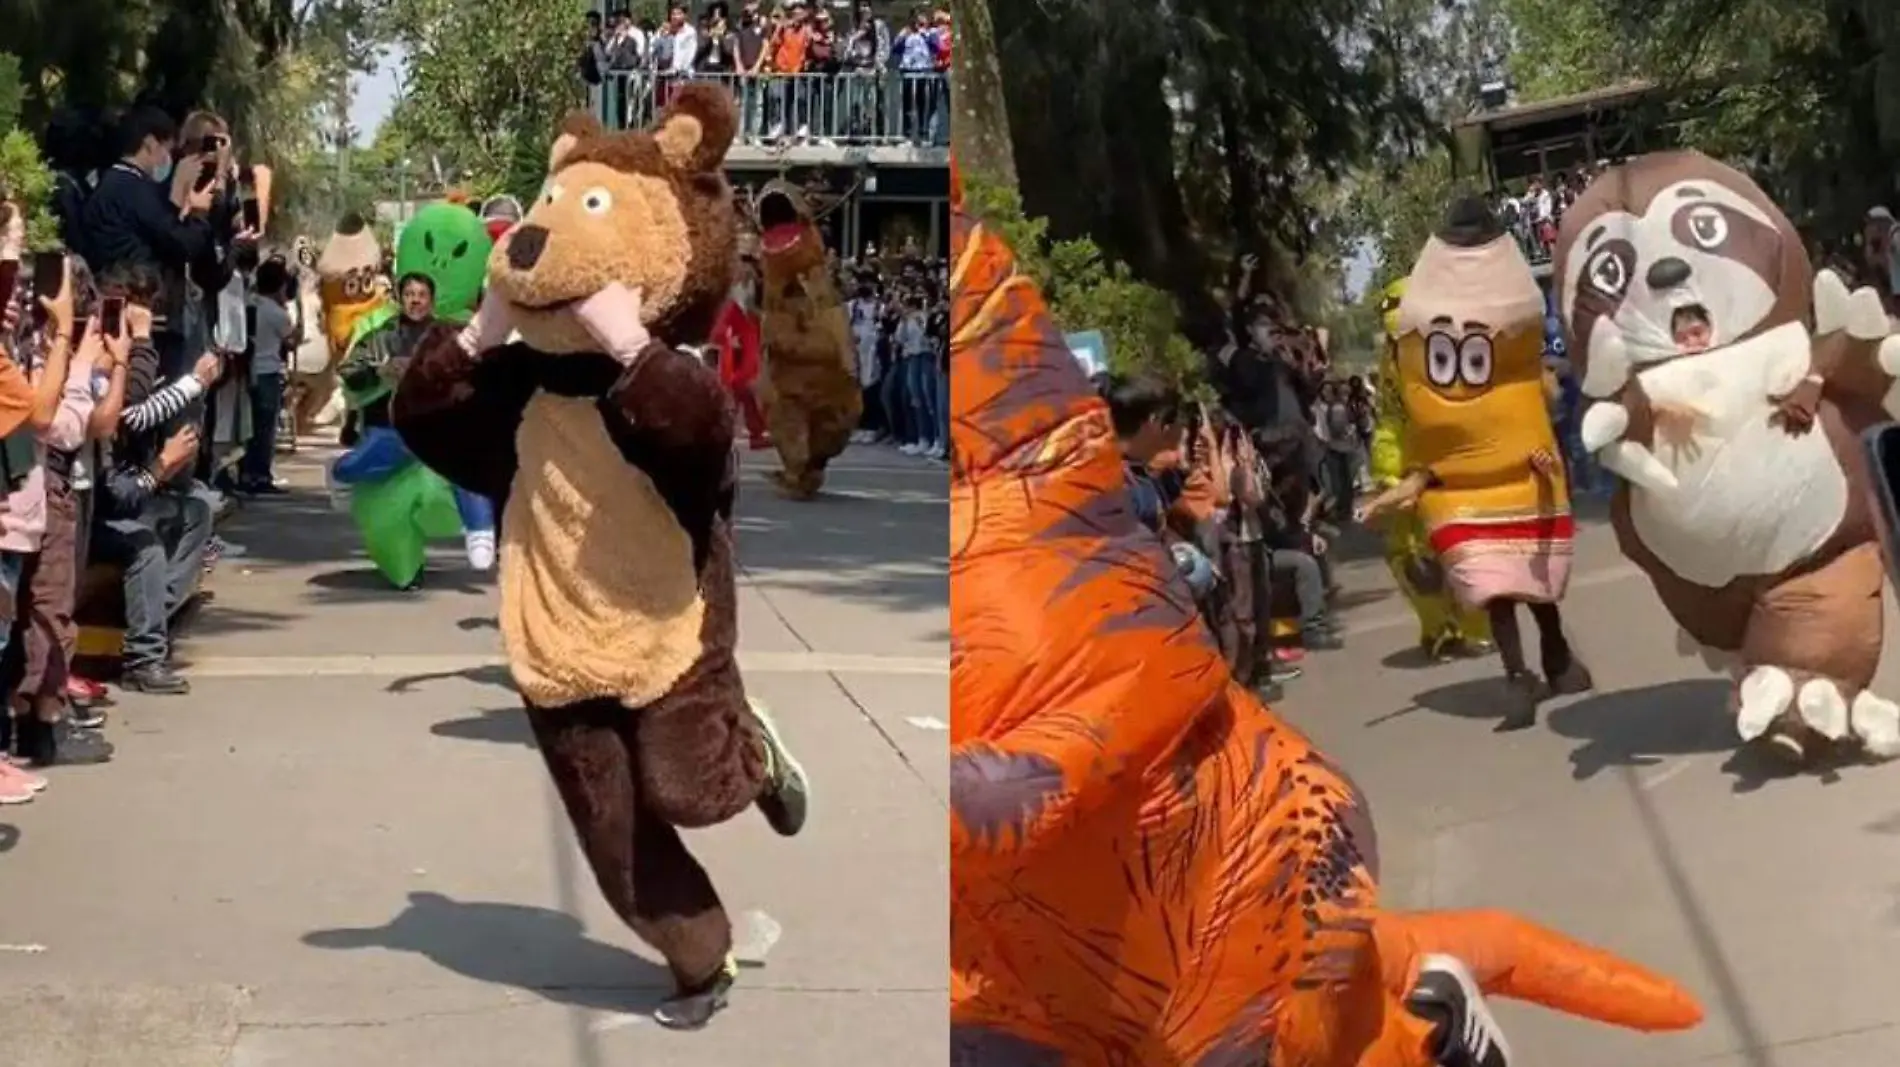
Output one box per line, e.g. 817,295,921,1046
179,650,947,680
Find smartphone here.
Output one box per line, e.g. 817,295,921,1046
242,198,262,232
30,250,63,301
201,133,224,155
101,296,124,338
193,163,218,193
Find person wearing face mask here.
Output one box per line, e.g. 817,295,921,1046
76,107,217,358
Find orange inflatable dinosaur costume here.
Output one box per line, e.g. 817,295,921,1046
946,165,1705,1065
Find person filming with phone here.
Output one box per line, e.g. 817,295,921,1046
87,264,223,697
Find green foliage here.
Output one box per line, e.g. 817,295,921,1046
385,0,587,193
0,54,22,133
0,55,56,252
962,173,1201,388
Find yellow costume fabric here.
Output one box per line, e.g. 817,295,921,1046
1373,279,1489,652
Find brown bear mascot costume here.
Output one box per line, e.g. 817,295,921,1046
392,85,812,1029
752,180,862,498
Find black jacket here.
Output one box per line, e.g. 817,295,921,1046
77,163,214,329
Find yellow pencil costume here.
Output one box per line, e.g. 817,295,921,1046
1386,198,1593,727
1371,278,1490,658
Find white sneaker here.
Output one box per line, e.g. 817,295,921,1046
465,529,497,572
848,430,875,444
899,442,923,455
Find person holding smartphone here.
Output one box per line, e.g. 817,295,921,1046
88,263,224,696
2,253,114,768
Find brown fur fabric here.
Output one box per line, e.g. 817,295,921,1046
391,85,765,989
755,183,862,498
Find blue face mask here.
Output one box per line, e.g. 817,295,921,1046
152,158,174,184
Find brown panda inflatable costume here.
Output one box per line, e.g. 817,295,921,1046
392,86,812,1028
1555,150,1900,766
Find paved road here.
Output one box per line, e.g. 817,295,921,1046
1294,512,1900,1067
0,443,948,1067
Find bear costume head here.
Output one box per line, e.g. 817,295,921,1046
1552,150,1811,399
754,179,827,280
487,84,739,357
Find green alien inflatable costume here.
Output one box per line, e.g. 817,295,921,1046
328,202,496,588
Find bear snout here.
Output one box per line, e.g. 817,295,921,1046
508,225,551,271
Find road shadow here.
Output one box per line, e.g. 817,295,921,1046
1544,679,1734,780
302,891,674,1013
433,708,535,747
305,565,493,602
0,823,17,853
386,662,513,696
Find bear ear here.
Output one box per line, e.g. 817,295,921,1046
650,83,737,174
549,111,605,175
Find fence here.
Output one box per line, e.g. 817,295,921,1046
597,71,950,148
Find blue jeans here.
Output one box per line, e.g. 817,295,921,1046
880,361,911,444
94,484,216,671
934,364,950,447
0,551,25,656
454,488,495,533
905,354,934,447
241,373,285,485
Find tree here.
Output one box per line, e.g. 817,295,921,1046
1493,0,1900,246
948,0,1014,192
383,0,587,197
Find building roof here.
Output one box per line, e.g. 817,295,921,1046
1453,80,1659,134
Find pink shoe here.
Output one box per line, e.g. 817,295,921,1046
0,769,36,804
0,760,46,795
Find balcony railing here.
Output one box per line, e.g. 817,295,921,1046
596,71,949,149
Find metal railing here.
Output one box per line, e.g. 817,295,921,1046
596,71,950,148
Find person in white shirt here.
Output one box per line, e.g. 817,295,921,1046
846,282,882,442
669,4,700,77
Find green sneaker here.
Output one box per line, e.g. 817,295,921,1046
748,699,809,837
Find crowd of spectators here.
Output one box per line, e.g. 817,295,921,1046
581,1,951,144
1496,162,1612,261
0,102,300,801
1091,261,1365,703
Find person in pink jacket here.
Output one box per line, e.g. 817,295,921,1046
0,251,113,793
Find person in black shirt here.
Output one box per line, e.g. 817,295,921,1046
77,107,216,323
697,3,739,73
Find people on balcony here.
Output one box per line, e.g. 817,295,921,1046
586,1,951,147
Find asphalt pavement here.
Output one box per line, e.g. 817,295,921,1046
0,441,949,1067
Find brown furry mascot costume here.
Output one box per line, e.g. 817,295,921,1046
392,86,813,1028
1556,150,1900,766
752,180,861,498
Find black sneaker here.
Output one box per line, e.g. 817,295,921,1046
746,699,809,837
652,957,736,1030
68,705,108,730
1304,630,1346,652
122,665,191,695
1495,672,1541,732
1253,679,1286,703
19,718,115,767
1407,953,1510,1067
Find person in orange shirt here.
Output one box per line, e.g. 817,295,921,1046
0,204,44,440
767,1,812,138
